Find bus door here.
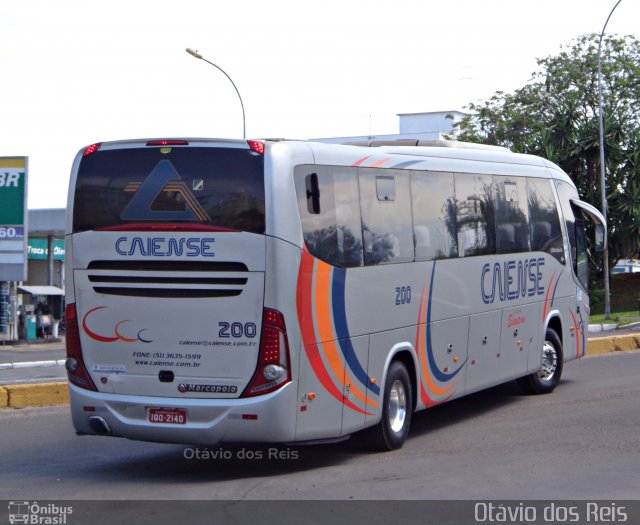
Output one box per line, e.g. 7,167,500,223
554,180,606,357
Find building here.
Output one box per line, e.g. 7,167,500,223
0,208,65,341
19,208,66,319
313,110,468,144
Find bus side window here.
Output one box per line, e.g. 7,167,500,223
411,171,458,260
359,169,414,265
294,165,364,268
495,178,530,254
554,179,579,268
555,180,590,289
455,173,496,257
527,178,564,263
574,209,589,291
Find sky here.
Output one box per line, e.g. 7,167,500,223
1,0,639,209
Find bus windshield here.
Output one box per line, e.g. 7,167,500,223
73,146,265,233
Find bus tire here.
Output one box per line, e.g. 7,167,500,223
364,361,413,451
518,327,563,395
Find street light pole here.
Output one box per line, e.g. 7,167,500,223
186,48,246,139
597,0,622,320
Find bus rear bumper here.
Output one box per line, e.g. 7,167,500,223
68,382,298,446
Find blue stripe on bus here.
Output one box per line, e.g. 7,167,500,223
425,262,466,383
332,268,381,396
390,160,423,169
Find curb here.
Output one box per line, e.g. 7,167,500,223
0,382,69,409
0,359,66,370
587,323,618,333
587,333,640,356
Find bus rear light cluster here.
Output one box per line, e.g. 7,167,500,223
241,308,291,397
65,304,98,392
247,140,265,155
82,143,101,156
146,140,189,146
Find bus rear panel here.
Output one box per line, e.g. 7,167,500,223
66,139,298,445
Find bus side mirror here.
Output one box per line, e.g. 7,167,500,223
594,224,605,252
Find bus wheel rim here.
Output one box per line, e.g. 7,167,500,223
538,341,558,383
389,379,407,433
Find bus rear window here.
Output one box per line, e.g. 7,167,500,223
73,146,265,233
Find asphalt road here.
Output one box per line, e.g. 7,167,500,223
1,350,639,502
0,340,66,384
0,345,65,364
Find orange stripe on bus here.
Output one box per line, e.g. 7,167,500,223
352,156,371,166
314,262,375,409
370,157,390,168
542,272,556,321
416,283,455,399
416,287,431,406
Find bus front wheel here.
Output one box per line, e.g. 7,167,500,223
364,361,413,451
518,327,563,395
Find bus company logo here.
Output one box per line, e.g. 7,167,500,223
115,236,216,257
481,257,546,305
82,306,153,344
120,159,210,222
507,312,526,327
8,501,73,524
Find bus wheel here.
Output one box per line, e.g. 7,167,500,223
364,361,413,451
518,327,563,395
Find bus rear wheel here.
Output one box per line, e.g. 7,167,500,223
363,361,413,451
518,327,563,395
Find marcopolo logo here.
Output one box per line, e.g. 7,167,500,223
178,383,238,394
8,501,73,524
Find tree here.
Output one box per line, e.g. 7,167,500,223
452,34,640,272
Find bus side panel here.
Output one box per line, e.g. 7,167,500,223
366,327,416,423
466,310,502,394
340,334,371,436
500,302,541,379
295,342,344,441
420,317,469,407
555,295,586,362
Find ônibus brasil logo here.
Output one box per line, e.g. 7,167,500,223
8,501,73,524
82,306,152,344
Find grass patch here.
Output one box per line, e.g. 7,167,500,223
589,310,640,326
590,272,640,325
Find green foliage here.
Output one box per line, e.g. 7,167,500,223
589,273,640,326
452,34,640,269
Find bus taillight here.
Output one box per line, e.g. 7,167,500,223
82,143,101,156
247,140,265,155
146,140,189,146
65,304,98,392
241,308,291,397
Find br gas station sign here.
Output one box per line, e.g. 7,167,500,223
0,157,28,281
0,157,27,336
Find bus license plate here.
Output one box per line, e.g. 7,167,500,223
148,408,187,425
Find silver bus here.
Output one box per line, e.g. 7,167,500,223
64,138,605,450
